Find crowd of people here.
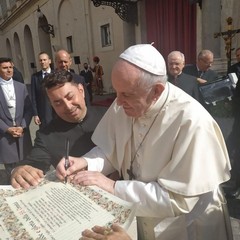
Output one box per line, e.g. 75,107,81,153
0,44,240,239
0,51,104,180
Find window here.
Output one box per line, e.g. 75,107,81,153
98,19,113,51
101,23,111,47
66,36,73,53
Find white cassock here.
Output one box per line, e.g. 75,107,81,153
84,82,232,240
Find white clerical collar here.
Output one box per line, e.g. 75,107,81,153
0,77,13,85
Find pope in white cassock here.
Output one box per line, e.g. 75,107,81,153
56,44,232,240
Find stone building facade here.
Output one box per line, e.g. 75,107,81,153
0,0,240,90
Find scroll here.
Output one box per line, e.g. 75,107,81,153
0,172,137,240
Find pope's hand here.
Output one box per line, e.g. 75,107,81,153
11,165,44,189
55,156,88,182
81,224,132,240
71,170,115,194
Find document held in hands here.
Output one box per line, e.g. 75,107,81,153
0,178,137,240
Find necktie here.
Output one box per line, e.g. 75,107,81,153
198,71,204,78
43,72,49,78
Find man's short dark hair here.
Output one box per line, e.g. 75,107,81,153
42,70,75,89
38,52,50,58
0,57,12,64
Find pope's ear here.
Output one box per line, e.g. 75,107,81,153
153,83,165,98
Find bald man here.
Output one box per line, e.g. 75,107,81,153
55,49,90,105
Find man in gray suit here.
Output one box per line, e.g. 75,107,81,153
183,50,218,110
0,57,33,175
183,49,218,84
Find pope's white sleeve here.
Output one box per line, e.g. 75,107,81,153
114,180,199,219
83,146,115,175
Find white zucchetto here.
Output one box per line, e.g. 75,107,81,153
119,44,166,76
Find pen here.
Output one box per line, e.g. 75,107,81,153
64,138,70,184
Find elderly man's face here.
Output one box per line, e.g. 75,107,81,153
167,54,184,77
55,51,72,71
112,60,158,118
198,54,213,72
47,82,86,123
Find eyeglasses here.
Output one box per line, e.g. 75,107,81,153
200,58,213,66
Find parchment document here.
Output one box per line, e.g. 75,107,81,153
0,181,136,240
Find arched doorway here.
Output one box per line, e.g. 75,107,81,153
38,15,53,66
13,33,24,77
6,39,13,59
24,25,36,83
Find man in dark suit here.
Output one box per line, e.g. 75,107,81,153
55,49,90,105
80,62,93,102
225,47,240,198
31,52,53,129
183,49,218,84
228,47,240,93
11,70,105,189
0,57,33,175
167,51,199,101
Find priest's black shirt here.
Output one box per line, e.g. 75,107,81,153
17,106,105,173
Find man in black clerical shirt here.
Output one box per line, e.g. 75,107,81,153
11,70,105,189
167,51,200,101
